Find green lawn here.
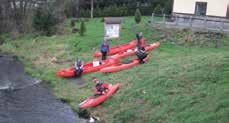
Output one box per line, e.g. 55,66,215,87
1,16,229,123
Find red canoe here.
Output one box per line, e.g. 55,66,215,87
112,42,160,59
100,55,150,73
79,83,120,108
93,40,137,57
56,57,120,77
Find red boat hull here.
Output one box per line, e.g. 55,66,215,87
56,57,120,77
100,55,150,73
112,42,160,59
79,83,120,108
93,40,137,57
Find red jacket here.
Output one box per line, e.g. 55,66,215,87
140,38,145,47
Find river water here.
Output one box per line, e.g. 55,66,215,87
0,54,80,123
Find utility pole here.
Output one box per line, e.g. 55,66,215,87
90,0,93,18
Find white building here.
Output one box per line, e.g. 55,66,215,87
173,0,229,19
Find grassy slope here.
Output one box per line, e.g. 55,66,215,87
1,16,229,123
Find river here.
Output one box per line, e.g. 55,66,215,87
0,53,80,123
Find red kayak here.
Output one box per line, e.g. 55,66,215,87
56,57,120,77
93,40,137,57
112,42,160,59
79,83,120,108
100,55,150,73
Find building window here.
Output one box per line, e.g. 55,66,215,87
195,2,207,16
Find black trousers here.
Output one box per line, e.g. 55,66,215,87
101,51,107,60
74,68,83,77
137,53,147,64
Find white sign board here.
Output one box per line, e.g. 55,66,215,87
105,24,120,39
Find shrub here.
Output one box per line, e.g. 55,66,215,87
94,5,102,17
0,37,5,45
33,8,57,36
79,21,86,36
154,4,162,15
135,8,141,24
72,28,79,33
70,19,75,28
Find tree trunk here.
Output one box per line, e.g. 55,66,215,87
73,0,79,18
90,0,93,18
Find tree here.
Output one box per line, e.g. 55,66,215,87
90,0,94,18
71,19,75,28
79,21,86,36
154,4,162,15
135,8,141,24
33,8,57,36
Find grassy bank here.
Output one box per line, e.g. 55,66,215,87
1,16,229,122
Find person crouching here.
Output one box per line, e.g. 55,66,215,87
136,47,148,64
74,58,83,77
92,77,109,96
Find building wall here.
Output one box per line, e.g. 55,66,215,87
173,0,228,17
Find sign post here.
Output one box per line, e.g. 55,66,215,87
104,17,122,45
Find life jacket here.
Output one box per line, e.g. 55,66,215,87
77,60,82,67
103,41,108,49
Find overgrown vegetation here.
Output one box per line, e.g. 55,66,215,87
135,8,142,24
33,8,58,36
1,17,229,122
79,21,86,36
0,0,65,35
154,4,162,15
63,0,173,18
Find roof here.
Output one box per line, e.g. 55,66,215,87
104,17,123,24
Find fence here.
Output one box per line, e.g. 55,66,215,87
151,13,229,33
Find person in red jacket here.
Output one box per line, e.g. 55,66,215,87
93,77,109,95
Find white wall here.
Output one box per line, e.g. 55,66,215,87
173,0,229,17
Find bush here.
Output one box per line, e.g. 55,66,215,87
154,4,162,15
135,8,141,24
72,28,79,33
33,8,57,36
79,21,86,36
79,9,90,18
0,37,5,45
94,5,102,17
70,19,75,28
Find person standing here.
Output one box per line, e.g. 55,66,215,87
100,37,110,60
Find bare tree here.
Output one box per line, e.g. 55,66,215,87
91,0,93,18
0,0,67,34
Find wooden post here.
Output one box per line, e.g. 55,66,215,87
175,15,178,26
163,14,166,25
189,16,192,27
220,20,224,32
90,0,94,18
204,16,207,29
151,13,154,24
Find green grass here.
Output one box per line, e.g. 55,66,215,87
1,16,229,123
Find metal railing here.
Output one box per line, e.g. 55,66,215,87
151,13,229,33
